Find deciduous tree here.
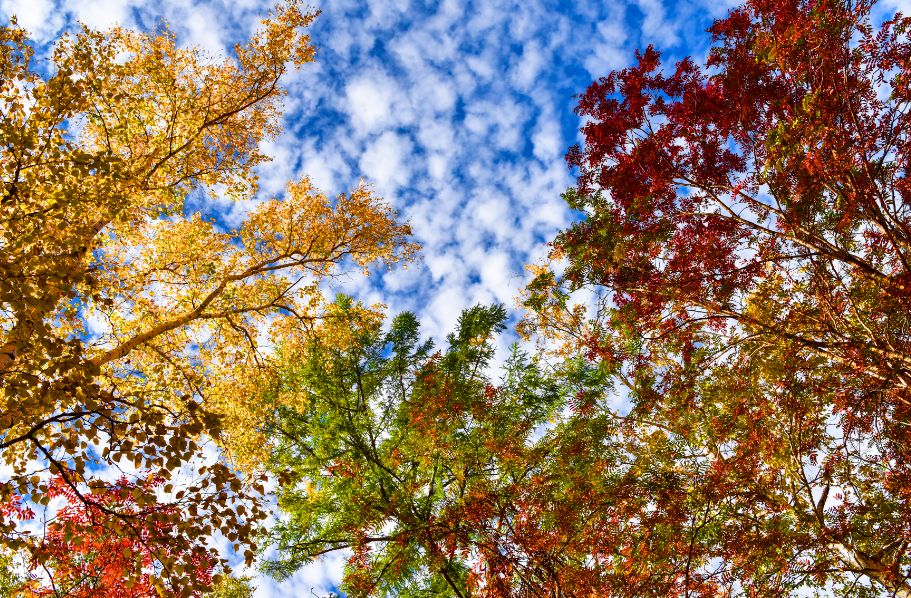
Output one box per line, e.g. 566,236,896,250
519,0,911,595
0,3,417,592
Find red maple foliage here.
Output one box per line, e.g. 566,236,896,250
516,0,911,595
555,0,911,401
3,474,214,598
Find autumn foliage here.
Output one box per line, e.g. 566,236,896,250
2,475,214,598
518,0,911,595
259,298,571,598
12,0,911,595
0,1,416,593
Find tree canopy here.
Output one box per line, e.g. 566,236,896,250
259,297,572,598
520,0,911,595
0,2,417,593
10,0,911,596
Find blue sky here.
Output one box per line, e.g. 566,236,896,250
5,0,899,593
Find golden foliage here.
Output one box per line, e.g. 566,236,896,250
0,2,418,590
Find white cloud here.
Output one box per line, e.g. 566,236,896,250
1,0,62,40
465,52,497,81
359,131,414,190
345,69,408,133
478,250,513,296
58,0,135,30
252,550,348,598
512,40,545,90
584,11,630,76
425,151,449,180
471,191,510,238
296,140,344,193
532,114,563,161
635,0,680,46
410,72,458,114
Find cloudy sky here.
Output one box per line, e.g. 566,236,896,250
5,0,905,594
